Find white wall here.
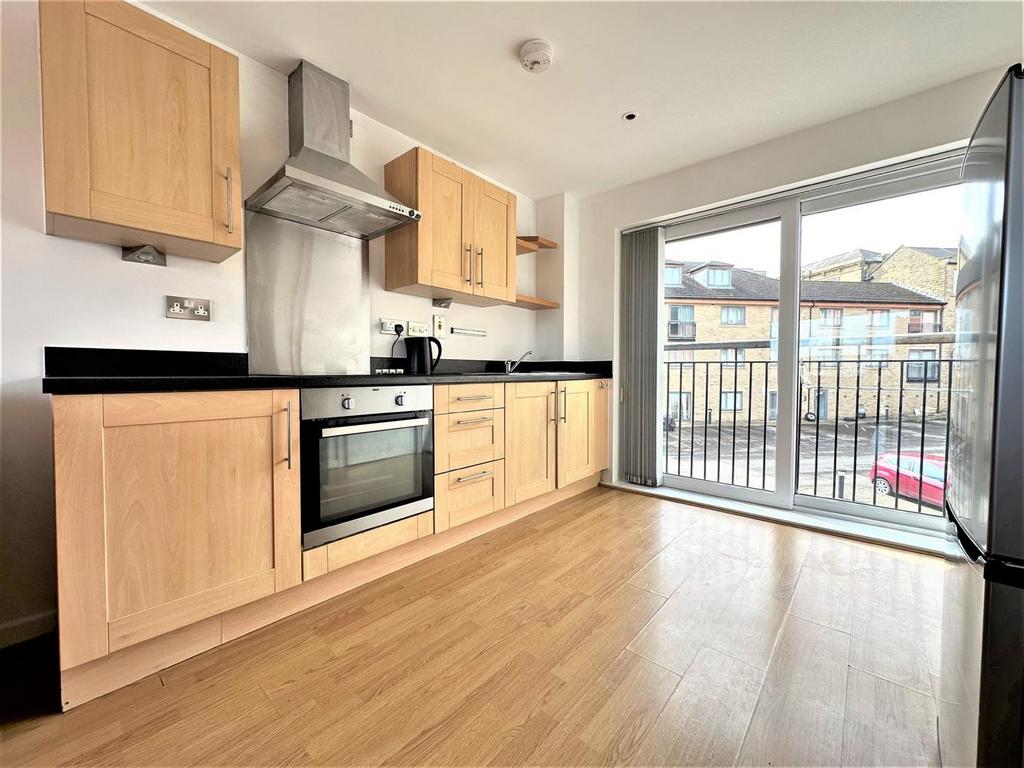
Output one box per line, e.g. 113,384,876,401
535,193,581,360
0,1,538,645
577,67,1007,361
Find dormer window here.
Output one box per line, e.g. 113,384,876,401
665,265,683,285
695,267,732,287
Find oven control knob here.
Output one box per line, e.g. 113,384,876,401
341,396,355,410
395,394,405,406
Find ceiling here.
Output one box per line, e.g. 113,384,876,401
147,1,1022,200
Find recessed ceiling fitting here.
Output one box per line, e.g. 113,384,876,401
621,111,638,122
519,39,553,73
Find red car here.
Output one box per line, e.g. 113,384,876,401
869,451,947,507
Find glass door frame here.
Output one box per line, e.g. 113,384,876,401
651,148,964,532
659,200,801,511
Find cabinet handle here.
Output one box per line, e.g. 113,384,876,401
561,388,567,423
456,416,493,425
456,394,492,401
225,166,234,234
456,469,492,484
465,244,472,284
549,390,556,423
286,400,293,469
477,247,484,286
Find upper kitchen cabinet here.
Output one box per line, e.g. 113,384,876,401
39,0,243,262
384,147,517,305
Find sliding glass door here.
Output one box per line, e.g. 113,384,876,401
660,202,799,508
651,150,964,530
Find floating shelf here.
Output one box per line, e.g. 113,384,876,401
516,235,558,255
513,293,560,310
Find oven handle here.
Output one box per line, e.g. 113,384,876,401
321,417,430,438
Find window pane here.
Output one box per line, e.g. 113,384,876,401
798,184,960,516
662,219,780,491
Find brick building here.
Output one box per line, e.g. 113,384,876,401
664,255,950,428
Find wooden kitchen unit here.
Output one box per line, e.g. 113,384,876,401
506,378,612,504
48,377,609,709
39,0,243,262
383,147,518,305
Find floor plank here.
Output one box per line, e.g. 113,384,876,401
2,488,948,768
736,614,851,767
842,667,940,767
631,645,764,767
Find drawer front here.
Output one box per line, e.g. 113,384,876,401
301,512,434,581
433,383,505,414
435,460,505,532
434,410,505,473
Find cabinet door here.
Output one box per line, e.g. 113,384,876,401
472,177,517,302
428,154,473,293
505,382,557,504
40,0,242,254
557,380,598,487
52,390,300,667
594,379,612,473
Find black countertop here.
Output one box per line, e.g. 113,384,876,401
42,347,612,395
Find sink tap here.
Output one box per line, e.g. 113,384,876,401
505,350,533,374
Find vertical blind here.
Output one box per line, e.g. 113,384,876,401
619,227,664,486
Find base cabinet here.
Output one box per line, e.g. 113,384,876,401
52,390,300,672
435,460,506,532
506,379,611,503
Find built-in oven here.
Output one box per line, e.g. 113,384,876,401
299,385,433,550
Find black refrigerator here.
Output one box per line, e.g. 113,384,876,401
938,63,1024,768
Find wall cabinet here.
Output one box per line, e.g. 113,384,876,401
39,0,242,262
505,379,612,504
384,147,517,305
52,390,299,671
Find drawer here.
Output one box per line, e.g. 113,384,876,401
433,383,505,414
434,409,505,473
435,460,505,532
302,512,433,581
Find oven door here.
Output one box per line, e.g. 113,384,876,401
301,411,433,549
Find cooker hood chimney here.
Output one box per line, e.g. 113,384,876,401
245,61,420,240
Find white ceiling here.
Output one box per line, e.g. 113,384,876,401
147,1,1022,200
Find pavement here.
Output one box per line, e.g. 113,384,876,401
661,415,948,516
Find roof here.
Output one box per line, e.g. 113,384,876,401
802,248,883,274
896,245,958,263
665,266,943,305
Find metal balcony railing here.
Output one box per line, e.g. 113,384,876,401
662,355,956,516
908,321,942,334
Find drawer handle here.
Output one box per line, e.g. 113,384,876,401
456,416,493,425
456,470,492,484
456,395,492,401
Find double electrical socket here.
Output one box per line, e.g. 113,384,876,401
379,315,447,338
165,296,211,321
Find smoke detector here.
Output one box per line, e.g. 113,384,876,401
519,39,553,73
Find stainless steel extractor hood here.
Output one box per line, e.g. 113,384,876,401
245,61,420,240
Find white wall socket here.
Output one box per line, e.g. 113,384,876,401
432,314,446,338
406,320,430,337
379,318,403,335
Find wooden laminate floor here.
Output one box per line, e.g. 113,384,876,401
2,488,947,767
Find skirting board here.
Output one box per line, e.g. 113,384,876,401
59,473,601,710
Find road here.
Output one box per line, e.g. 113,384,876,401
661,415,948,516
